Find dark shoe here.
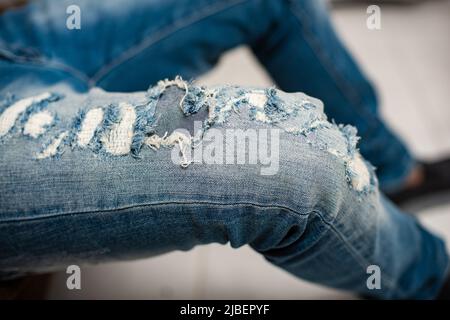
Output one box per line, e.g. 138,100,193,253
0,273,52,300
386,158,450,206
436,273,450,300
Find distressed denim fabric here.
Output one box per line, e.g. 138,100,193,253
0,0,448,299
0,0,414,192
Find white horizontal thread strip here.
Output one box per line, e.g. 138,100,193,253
23,110,54,138
0,92,52,137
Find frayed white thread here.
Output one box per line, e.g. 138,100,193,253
208,93,244,124
77,108,104,147
156,76,189,112
347,154,371,192
23,110,54,138
35,131,68,159
145,132,168,150
246,92,267,109
254,111,270,123
144,131,192,168
245,91,269,123
101,103,136,155
327,148,371,192
0,92,52,137
207,90,219,120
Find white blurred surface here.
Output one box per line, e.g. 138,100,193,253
47,0,450,299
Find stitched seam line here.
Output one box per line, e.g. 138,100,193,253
0,44,91,86
0,200,319,224
89,0,249,86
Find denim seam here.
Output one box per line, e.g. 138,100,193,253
286,2,379,131
88,0,250,87
43,58,91,85
0,200,316,224
319,214,404,296
1,0,250,88
0,56,90,90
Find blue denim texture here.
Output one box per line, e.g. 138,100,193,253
0,0,447,299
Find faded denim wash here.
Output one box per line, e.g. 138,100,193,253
0,0,414,191
0,0,447,299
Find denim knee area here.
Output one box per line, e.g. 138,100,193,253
0,78,380,275
0,77,377,192
1,79,448,300
0,77,381,219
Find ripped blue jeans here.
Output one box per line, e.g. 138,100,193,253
0,0,448,299
0,0,414,192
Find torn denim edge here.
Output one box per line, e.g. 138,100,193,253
269,117,372,194
18,92,62,127
191,86,316,148
191,86,247,147
143,77,213,164
46,106,99,159
128,77,191,158
345,157,378,197
336,122,361,158
34,129,69,160
143,79,250,167
22,111,59,140
181,84,211,116
90,103,122,157
333,121,378,195
136,76,196,160
35,79,175,160
41,103,122,160
0,92,62,142
249,87,297,123
101,102,136,156
130,101,157,158
240,87,376,195
147,75,210,116
337,123,378,195
189,84,377,194
18,78,377,194
68,108,87,147
145,130,193,168
299,121,377,195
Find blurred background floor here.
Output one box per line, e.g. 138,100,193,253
46,0,450,299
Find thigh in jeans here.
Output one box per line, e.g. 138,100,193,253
0,76,338,270
0,72,448,298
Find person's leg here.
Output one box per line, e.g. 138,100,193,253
0,61,448,298
1,1,449,299
0,0,415,192
249,0,416,193
0,0,254,91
